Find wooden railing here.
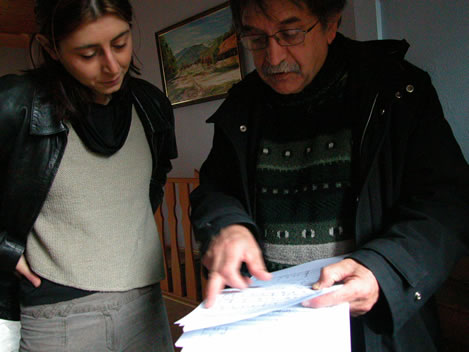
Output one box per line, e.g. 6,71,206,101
154,173,206,305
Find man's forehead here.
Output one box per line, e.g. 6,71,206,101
241,0,312,28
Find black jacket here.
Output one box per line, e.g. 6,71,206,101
190,34,469,351
0,74,177,321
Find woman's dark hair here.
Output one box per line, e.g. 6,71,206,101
30,0,139,122
230,0,347,32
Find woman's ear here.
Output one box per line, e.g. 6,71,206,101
36,34,59,60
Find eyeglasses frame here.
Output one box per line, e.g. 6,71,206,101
239,20,321,51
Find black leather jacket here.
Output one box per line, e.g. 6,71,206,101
0,74,177,320
190,34,469,351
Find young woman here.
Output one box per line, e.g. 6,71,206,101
0,0,177,351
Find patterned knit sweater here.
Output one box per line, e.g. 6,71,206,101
256,44,356,271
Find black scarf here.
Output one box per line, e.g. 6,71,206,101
71,88,133,156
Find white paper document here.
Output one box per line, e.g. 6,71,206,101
175,255,351,352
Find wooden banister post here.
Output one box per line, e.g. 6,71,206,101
166,182,183,297
154,206,169,292
155,175,203,305
179,182,198,301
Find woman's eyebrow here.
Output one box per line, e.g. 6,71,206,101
111,30,130,42
73,30,130,50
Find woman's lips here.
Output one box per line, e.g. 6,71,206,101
101,76,121,86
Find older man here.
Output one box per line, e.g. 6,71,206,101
190,0,469,350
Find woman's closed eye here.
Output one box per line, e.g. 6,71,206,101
80,51,97,59
112,42,127,50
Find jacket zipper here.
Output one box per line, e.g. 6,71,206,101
132,93,155,133
359,93,379,156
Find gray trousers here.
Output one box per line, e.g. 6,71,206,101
19,284,174,352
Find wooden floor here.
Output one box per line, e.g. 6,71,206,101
164,296,198,352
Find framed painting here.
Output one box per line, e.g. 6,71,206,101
155,2,244,108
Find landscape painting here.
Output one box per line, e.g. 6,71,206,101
155,2,243,107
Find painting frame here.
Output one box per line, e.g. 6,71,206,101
155,2,244,108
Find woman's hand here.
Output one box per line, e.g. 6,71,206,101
16,255,41,288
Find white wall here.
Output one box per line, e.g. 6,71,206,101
340,1,357,40
347,0,380,40
378,0,469,161
130,0,226,177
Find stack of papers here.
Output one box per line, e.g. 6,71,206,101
175,255,351,352
0,319,20,352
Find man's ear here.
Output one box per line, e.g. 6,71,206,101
326,13,342,44
35,34,59,60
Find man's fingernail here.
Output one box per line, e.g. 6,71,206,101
312,283,320,290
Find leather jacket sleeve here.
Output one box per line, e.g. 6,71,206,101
0,75,30,273
130,77,178,212
151,94,178,211
0,74,31,321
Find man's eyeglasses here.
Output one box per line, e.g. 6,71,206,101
240,20,320,51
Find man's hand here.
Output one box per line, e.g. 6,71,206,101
202,224,272,308
302,259,379,317
16,255,41,288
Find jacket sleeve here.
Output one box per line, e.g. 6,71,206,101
190,123,258,255
0,75,25,321
0,75,27,273
349,74,469,334
131,77,178,211
151,94,178,211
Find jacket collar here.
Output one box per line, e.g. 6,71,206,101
129,77,173,134
30,88,67,136
207,33,412,159
28,76,172,137
207,71,265,129
209,33,410,123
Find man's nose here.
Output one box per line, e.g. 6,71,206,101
265,37,287,66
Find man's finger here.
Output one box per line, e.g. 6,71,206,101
204,272,227,308
302,287,345,308
245,260,272,281
216,247,251,289
312,269,341,290
312,259,355,290
243,244,271,281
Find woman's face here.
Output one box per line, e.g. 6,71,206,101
55,13,133,104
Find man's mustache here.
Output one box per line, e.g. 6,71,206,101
262,61,300,75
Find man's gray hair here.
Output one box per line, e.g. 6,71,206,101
230,0,347,32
